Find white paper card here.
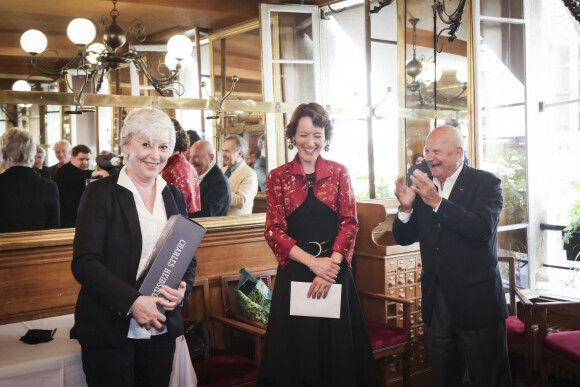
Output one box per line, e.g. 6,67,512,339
289,281,342,319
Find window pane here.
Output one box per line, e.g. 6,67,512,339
498,230,529,287
480,0,523,19
271,12,314,61
327,119,370,200
480,105,528,225
372,42,398,199
276,63,315,103
480,21,525,107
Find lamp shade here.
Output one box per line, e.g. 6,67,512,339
165,53,188,71
86,43,106,64
67,18,96,46
20,29,48,55
456,67,468,84
12,80,31,92
167,35,193,60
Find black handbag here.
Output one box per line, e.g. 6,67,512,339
183,320,210,362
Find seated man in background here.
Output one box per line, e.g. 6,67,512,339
189,140,230,218
222,134,258,216
0,128,60,232
45,139,71,180
54,144,108,228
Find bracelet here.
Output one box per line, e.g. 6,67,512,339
308,258,314,272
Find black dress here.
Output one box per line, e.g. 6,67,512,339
258,173,378,387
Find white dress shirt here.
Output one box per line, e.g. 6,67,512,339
117,166,169,339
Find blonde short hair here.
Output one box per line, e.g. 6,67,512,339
0,128,36,167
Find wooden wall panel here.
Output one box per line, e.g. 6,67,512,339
0,214,277,325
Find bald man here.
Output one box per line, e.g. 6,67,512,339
189,140,230,218
393,125,511,387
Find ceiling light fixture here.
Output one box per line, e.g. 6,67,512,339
20,0,193,99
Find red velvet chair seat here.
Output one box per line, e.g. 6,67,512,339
193,350,259,387
544,331,580,364
506,315,525,344
366,320,407,350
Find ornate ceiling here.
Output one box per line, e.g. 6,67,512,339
0,0,330,89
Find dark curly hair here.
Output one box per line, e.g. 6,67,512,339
285,102,333,144
171,118,190,153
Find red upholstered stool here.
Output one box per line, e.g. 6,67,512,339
498,257,534,387
358,290,411,387
506,315,525,344
193,349,259,387
536,301,580,387
366,320,407,349
543,331,580,365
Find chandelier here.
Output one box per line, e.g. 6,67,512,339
19,0,193,102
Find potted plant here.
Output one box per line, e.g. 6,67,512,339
563,181,580,262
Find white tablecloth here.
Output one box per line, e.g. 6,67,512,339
0,314,197,387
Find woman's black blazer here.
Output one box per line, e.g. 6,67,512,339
70,174,196,348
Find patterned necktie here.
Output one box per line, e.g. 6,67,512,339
225,167,232,177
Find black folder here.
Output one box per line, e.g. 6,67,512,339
137,215,206,313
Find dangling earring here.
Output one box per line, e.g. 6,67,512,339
324,142,330,152
288,138,296,150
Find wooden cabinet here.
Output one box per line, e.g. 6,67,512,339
353,200,432,386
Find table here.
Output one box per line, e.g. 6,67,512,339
0,314,197,387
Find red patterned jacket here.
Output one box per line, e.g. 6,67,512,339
160,153,201,214
264,154,358,268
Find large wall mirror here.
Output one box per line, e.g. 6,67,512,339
1,0,477,237
403,0,472,171
209,20,267,175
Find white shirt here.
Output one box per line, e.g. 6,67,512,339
198,163,214,183
398,162,464,223
117,166,169,339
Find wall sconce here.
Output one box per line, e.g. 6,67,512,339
201,75,240,120
20,0,193,101
0,81,33,126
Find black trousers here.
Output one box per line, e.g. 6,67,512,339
81,333,176,387
427,283,512,387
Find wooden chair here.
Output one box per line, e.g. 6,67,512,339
186,278,260,387
358,290,412,387
535,300,580,387
214,269,276,366
498,256,534,387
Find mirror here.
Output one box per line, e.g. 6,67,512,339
209,19,267,187
404,0,470,171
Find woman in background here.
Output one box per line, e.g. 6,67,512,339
161,118,201,217
0,127,60,232
259,103,377,386
71,108,196,387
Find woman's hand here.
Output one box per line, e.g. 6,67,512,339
158,281,187,311
309,257,340,284
307,276,334,299
130,296,168,330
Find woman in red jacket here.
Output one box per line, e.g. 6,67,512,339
258,103,377,386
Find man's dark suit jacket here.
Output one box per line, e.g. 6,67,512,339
393,165,508,331
70,174,196,348
54,162,93,228
45,163,61,180
0,166,60,232
254,155,267,192
191,163,231,218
